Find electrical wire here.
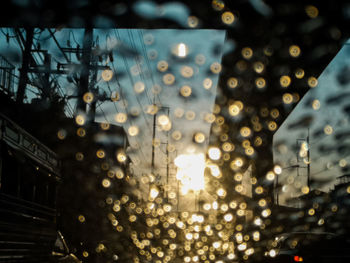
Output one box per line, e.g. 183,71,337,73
137,30,171,155
104,29,151,164
69,30,80,46
51,73,75,117
114,29,152,133
138,30,163,105
117,29,174,166
0,28,17,39
95,100,110,124
34,28,58,42
127,29,153,105
106,81,120,114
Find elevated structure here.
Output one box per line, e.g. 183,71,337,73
0,113,61,261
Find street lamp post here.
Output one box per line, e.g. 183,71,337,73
297,128,311,188
275,164,303,206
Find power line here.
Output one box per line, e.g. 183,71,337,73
127,30,173,167
114,29,152,133
127,29,153,105
105,30,153,166
0,28,17,39
69,30,80,46
95,100,109,124
48,29,71,63
102,34,148,163
123,29,153,130
51,73,74,118
106,81,120,114
138,30,163,105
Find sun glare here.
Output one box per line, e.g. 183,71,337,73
174,153,206,194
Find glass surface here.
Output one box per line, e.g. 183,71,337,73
0,1,350,262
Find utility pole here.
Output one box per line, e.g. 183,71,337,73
296,129,311,189
14,28,109,120
166,135,169,186
150,106,171,204
151,109,157,174
274,170,279,206
275,164,301,206
151,107,170,176
50,28,109,118
16,28,34,103
15,29,67,102
87,51,99,120
160,127,171,201
76,28,93,114
306,128,311,189
43,52,52,99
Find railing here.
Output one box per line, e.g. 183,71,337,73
335,175,350,186
0,54,41,103
0,113,60,176
0,54,16,98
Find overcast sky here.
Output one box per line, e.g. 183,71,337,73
273,40,350,205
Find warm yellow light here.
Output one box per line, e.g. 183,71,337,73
185,233,193,240
203,203,211,210
208,147,221,160
237,243,247,251
208,164,221,178
228,253,235,259
224,213,233,222
101,69,113,81
261,209,271,218
149,186,159,200
266,171,275,181
116,151,127,163
324,125,333,135
75,114,85,126
269,249,277,257
158,114,170,126
204,225,211,232
174,153,205,192
176,43,188,57
176,221,184,229
273,165,282,175
217,188,226,197
254,217,262,226
235,233,243,242
213,241,221,249
253,231,260,241
128,126,139,136
196,214,204,223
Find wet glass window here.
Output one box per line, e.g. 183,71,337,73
0,1,350,263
